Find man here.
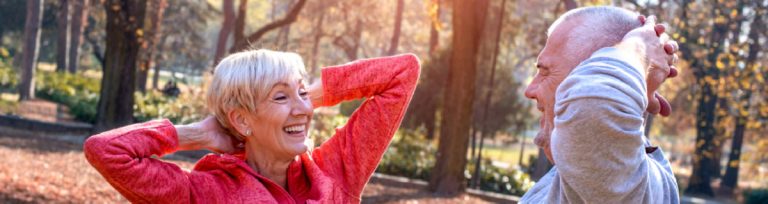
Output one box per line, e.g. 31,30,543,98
521,6,680,203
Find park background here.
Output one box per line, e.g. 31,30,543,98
0,0,766,203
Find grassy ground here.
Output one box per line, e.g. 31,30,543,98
479,142,538,168
0,93,17,114
0,129,501,203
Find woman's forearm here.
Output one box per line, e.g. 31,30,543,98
175,123,208,151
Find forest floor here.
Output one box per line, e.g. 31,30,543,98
0,127,508,203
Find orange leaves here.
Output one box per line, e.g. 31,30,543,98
426,0,442,31
110,3,120,12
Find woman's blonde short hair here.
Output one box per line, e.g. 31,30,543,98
207,49,307,136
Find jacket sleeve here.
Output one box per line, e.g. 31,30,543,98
551,47,652,202
311,54,420,196
83,119,192,203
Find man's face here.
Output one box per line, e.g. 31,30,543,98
524,19,591,164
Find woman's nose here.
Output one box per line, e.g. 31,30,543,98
291,98,312,116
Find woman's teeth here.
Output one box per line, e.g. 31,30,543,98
284,125,305,133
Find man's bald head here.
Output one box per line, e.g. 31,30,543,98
525,6,644,163
549,6,642,63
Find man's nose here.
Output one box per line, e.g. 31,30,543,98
524,84,537,100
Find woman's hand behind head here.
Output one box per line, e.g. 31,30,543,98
177,116,244,154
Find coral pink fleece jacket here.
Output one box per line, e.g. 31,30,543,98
84,54,421,203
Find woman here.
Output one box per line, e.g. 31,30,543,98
84,49,420,203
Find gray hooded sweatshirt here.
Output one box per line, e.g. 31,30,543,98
520,47,680,204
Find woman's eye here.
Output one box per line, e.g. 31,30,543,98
298,87,308,97
274,94,288,101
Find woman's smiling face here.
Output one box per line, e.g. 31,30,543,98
244,76,313,158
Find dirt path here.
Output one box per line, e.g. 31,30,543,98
0,130,502,203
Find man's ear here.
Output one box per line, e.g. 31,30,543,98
227,109,249,137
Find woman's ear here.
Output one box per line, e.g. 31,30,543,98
227,109,249,138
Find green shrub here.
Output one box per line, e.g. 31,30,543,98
309,112,349,148
0,62,16,92
376,131,436,180
134,89,208,124
468,159,535,196
374,131,535,196
35,71,100,123
744,188,768,204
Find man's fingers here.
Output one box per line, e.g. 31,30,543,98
669,67,678,78
664,43,675,54
669,40,679,53
654,24,665,37
645,15,657,29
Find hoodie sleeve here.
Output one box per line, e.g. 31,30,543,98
310,54,420,197
83,119,192,203
550,47,652,202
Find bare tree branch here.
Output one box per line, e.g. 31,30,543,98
229,0,307,53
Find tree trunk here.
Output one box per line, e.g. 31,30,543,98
280,25,291,50
425,111,436,140
67,0,89,73
720,9,762,194
234,0,247,45
685,82,718,197
686,0,731,196
84,17,106,69
56,0,71,72
18,0,44,101
644,114,654,138
518,134,526,167
472,0,507,189
472,129,487,189
229,0,307,53
333,18,363,61
95,0,147,131
428,0,440,55
137,0,167,93
386,0,405,56
213,0,236,66
562,0,578,10
428,0,490,195
531,148,552,181
152,32,170,90
720,104,748,194
470,129,478,162
308,0,325,75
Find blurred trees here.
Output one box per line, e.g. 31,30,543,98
136,0,167,93
227,0,306,53
55,0,90,73
213,0,235,64
428,0,490,195
94,0,147,132
1,0,765,199
18,0,43,101
55,0,70,73
386,0,405,56
68,0,89,74
628,0,768,198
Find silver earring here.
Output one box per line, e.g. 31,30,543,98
245,129,251,136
